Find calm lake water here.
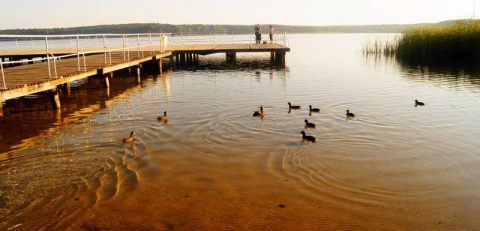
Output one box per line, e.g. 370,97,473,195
1,34,480,230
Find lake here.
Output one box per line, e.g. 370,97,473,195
1,34,480,230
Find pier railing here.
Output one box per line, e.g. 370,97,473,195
0,33,171,89
0,32,288,89
167,31,289,47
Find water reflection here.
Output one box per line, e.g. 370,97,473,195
399,64,480,90
0,71,172,156
0,55,287,157
364,52,480,90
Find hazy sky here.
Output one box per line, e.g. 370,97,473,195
0,0,478,30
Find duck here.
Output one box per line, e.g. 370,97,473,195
253,106,264,116
346,110,355,117
288,102,301,109
123,131,136,144
415,100,425,106
157,111,168,122
309,105,320,112
300,131,316,143
304,119,316,128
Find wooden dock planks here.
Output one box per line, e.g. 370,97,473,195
0,43,289,102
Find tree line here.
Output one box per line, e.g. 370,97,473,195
0,23,431,35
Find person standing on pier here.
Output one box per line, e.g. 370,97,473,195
269,25,274,43
255,24,261,44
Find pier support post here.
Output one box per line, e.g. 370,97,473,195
104,77,110,88
274,52,286,67
190,53,195,64
226,52,237,64
158,59,163,76
226,52,237,68
49,89,61,110
136,66,141,83
65,82,71,96
180,53,185,65
103,73,111,88
0,103,3,118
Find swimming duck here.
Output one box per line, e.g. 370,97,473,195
415,100,425,106
300,131,316,142
309,105,320,112
346,110,355,117
253,106,264,116
157,111,168,122
288,102,301,109
123,131,136,144
304,119,316,128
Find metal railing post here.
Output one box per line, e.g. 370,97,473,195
47,53,57,79
103,35,107,64
104,50,107,64
149,34,152,54
52,54,58,79
76,35,80,71
0,59,6,89
45,36,51,79
159,34,163,53
104,47,112,65
123,35,126,61
137,34,140,57
104,34,107,48
82,53,87,71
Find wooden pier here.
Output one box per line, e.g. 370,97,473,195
167,43,289,65
0,33,290,115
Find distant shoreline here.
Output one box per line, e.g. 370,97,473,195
0,21,465,35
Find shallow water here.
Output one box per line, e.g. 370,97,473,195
1,34,480,230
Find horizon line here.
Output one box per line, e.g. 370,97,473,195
1,19,476,31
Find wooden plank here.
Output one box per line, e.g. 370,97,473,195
0,70,97,101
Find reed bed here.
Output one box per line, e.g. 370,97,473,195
364,20,480,66
362,35,399,57
397,20,480,65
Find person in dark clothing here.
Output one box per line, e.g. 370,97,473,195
255,24,261,44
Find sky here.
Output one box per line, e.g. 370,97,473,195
0,0,478,30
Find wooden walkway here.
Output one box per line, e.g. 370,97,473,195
0,42,290,104
0,49,171,102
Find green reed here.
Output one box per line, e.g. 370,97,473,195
364,20,480,66
362,36,399,57
397,20,480,65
